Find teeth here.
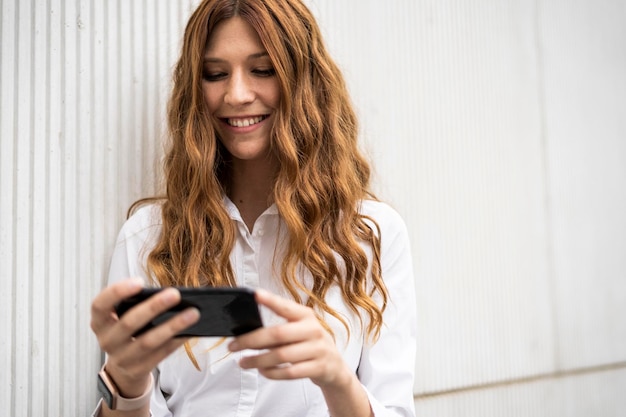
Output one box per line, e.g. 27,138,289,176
227,116,265,127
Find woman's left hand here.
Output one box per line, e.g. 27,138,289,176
228,289,351,389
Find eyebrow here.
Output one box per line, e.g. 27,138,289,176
203,52,269,63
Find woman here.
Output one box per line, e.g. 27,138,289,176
90,0,416,416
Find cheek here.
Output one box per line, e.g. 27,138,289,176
262,79,281,108
202,84,220,113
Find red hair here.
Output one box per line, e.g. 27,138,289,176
136,0,388,348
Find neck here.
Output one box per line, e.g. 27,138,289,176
227,156,277,231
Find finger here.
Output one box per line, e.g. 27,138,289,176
257,359,325,381
229,319,323,352
256,357,348,387
91,278,144,333
134,336,191,370
238,340,347,387
99,288,183,353
113,309,199,373
238,340,320,370
254,289,314,322
104,336,192,392
129,307,201,354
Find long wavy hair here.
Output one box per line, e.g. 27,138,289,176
139,0,388,347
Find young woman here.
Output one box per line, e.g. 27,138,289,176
90,0,416,416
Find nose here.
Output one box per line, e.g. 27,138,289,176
224,71,254,106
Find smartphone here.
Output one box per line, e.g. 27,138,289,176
115,287,263,337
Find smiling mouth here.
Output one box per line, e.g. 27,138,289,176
225,115,268,128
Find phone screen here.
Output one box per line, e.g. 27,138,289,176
115,287,263,337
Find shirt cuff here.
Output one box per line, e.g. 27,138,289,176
90,398,153,417
361,384,415,417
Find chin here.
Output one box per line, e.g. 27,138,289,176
227,145,272,161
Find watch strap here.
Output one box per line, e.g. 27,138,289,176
98,364,154,411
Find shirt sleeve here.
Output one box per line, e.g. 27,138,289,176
148,368,173,417
91,205,173,417
358,204,417,417
107,205,161,286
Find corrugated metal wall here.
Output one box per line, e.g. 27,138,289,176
1,0,625,416
0,0,197,415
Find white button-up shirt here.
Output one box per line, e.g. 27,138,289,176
98,198,416,417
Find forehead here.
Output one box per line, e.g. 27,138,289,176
204,16,266,57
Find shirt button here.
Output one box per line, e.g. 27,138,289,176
256,229,265,237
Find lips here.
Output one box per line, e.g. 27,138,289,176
224,115,268,127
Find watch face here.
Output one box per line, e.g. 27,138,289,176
97,373,114,409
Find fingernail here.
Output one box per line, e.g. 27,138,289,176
182,308,200,324
161,288,179,303
228,340,239,351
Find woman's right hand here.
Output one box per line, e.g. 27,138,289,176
90,278,200,398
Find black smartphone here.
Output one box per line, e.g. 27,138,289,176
115,287,263,337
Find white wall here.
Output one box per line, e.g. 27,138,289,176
1,0,625,416
0,0,197,415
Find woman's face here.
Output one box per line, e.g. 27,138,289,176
202,16,280,164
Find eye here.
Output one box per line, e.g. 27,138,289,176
252,68,276,77
202,71,227,82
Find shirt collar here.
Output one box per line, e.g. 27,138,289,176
222,195,279,222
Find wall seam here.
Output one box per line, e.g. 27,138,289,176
28,0,36,416
415,361,626,399
10,2,20,417
58,0,66,415
43,0,52,413
534,0,562,374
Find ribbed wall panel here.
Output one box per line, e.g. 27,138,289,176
1,0,625,416
540,0,626,371
310,0,555,393
308,0,626,413
0,1,196,415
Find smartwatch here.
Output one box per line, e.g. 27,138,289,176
97,365,153,411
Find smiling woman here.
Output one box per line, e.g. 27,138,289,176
88,1,417,416
202,17,280,167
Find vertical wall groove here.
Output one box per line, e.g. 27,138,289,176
42,0,51,411
10,1,20,416
533,0,560,374
58,0,68,412
27,0,36,413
